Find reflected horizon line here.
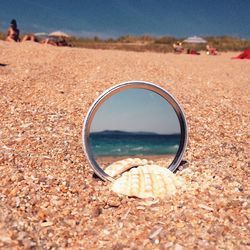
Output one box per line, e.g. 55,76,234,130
90,129,180,136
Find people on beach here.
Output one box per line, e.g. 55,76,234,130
21,34,38,42
206,44,218,55
41,37,58,46
173,41,184,53
187,48,200,55
5,19,71,47
41,37,72,47
232,49,250,60
6,19,20,42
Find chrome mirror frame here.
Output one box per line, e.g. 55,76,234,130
82,81,188,182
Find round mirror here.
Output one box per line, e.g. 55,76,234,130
83,81,188,181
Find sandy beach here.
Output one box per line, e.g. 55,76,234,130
0,41,249,249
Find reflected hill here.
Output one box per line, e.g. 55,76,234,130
91,130,180,136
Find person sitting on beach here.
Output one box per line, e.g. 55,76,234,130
6,19,20,42
56,37,71,47
41,36,72,47
41,38,58,46
187,48,200,55
206,44,218,55
232,49,250,60
22,34,38,42
173,41,184,53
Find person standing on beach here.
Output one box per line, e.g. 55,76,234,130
6,19,20,42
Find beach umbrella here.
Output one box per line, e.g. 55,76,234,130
49,31,70,37
183,36,207,44
34,32,49,38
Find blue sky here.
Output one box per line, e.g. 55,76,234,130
90,89,181,134
0,0,249,38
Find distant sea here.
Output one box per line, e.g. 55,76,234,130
90,130,180,157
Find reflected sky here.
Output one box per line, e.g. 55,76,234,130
91,88,180,134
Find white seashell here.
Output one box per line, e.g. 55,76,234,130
105,158,153,177
111,165,182,199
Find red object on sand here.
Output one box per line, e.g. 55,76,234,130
208,48,217,55
187,49,200,55
233,49,250,60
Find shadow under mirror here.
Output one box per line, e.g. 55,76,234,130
89,88,181,177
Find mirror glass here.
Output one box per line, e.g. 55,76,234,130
89,88,181,176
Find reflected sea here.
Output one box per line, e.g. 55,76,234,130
90,131,181,157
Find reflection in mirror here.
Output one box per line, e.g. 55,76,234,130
89,88,181,177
